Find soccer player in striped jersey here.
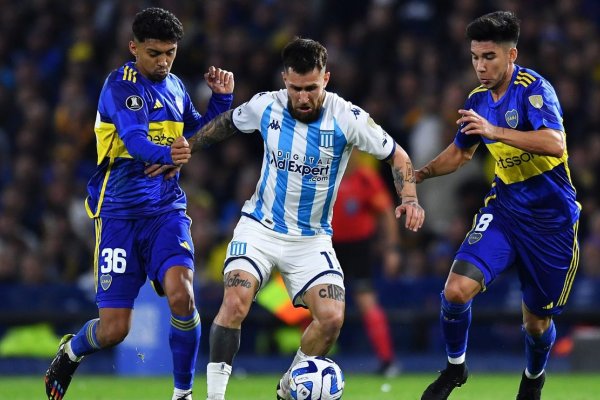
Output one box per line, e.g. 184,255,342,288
167,38,424,400
44,8,234,400
416,11,580,400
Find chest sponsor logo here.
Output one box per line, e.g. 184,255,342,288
271,151,332,182
505,109,518,128
126,95,144,111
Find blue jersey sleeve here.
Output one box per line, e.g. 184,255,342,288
104,80,172,164
524,79,564,132
453,96,481,149
183,92,233,139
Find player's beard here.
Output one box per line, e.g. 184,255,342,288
287,96,323,123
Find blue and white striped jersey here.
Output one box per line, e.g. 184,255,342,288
232,90,396,236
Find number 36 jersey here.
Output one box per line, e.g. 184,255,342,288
232,90,396,237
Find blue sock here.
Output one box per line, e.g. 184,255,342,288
524,320,556,375
440,292,472,359
170,309,201,391
70,318,101,357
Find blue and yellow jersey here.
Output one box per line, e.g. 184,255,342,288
85,62,232,218
454,64,580,231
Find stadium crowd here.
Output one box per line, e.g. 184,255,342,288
0,0,599,315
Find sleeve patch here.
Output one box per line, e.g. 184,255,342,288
528,95,544,109
126,95,144,111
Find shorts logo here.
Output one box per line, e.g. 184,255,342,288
468,232,483,244
320,130,334,148
100,274,112,290
505,109,518,128
126,95,144,111
230,241,247,256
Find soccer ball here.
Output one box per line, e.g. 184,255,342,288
289,356,345,400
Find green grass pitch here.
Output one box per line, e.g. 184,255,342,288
6,373,599,399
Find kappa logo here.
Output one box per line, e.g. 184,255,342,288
100,274,112,290
351,107,361,120
126,95,144,111
268,119,281,130
505,109,518,128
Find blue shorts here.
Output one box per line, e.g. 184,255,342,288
455,206,579,316
94,209,194,309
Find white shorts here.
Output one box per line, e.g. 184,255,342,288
224,216,345,307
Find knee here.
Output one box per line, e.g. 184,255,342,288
168,290,195,316
523,318,551,337
97,320,129,347
220,294,251,325
443,280,476,304
316,307,345,338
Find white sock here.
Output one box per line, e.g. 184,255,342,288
207,362,232,400
172,388,191,400
282,348,310,389
64,341,83,362
448,354,466,365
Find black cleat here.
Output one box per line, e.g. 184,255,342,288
516,370,545,400
45,334,80,400
421,362,469,400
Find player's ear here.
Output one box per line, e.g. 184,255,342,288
129,41,137,58
509,47,518,63
322,70,330,88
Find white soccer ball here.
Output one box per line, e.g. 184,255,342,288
289,356,345,400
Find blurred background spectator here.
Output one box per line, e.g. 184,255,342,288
0,0,599,369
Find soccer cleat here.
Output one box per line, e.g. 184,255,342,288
276,373,291,400
421,362,469,400
516,370,545,400
172,390,192,400
377,360,402,378
45,334,80,400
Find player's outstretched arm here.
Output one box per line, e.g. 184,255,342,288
188,109,239,152
386,144,425,232
415,142,478,183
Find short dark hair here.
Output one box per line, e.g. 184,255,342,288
466,11,520,46
132,7,184,43
281,38,328,74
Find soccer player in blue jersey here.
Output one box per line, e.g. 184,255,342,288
416,11,580,400
165,38,424,400
44,8,234,400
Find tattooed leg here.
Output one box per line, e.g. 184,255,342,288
213,270,258,329
299,284,346,355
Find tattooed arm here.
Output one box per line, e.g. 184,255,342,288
385,143,425,231
188,109,239,152
145,110,240,178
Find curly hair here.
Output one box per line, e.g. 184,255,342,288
132,7,184,43
466,11,520,46
281,37,328,74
